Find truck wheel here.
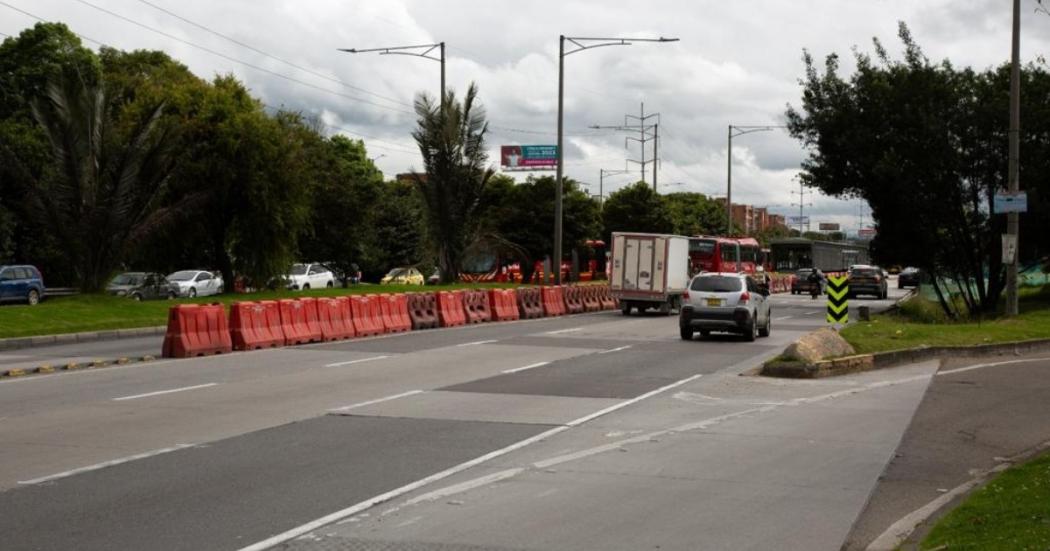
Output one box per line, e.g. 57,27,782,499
698,330,711,339
659,302,672,315
679,325,692,341
621,303,631,316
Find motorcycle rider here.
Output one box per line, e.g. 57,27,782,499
807,268,823,299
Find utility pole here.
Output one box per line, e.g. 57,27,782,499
652,123,659,190
553,35,677,285
599,167,631,210
591,103,660,189
791,179,813,236
726,125,786,235
1006,0,1021,316
339,42,446,107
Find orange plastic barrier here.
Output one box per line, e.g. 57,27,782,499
463,290,491,324
350,295,386,337
316,296,356,341
581,285,602,312
408,292,440,330
229,300,284,351
541,286,566,316
563,285,584,314
278,298,322,345
488,289,520,321
597,285,617,310
516,287,544,319
380,293,412,333
162,303,232,358
437,290,467,327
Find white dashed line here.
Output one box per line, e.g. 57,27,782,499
599,345,632,354
544,327,582,335
111,383,218,402
456,340,498,347
330,390,424,412
324,356,390,368
502,361,550,374
18,444,196,485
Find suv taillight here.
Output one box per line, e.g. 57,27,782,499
739,291,751,304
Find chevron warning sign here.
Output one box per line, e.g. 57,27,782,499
826,275,849,324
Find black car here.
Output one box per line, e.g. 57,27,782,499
106,272,178,300
790,268,825,295
898,267,922,289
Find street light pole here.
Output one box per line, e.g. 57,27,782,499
1006,0,1021,316
599,168,631,210
338,42,446,105
553,35,678,284
725,125,786,235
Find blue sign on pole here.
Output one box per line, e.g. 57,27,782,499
994,191,1027,214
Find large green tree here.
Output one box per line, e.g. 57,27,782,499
786,23,1050,317
601,181,674,240
662,192,726,236
410,83,494,283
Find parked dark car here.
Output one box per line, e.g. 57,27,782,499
106,272,178,300
898,267,922,289
0,264,45,305
790,268,825,295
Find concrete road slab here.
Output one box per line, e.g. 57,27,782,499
0,415,551,551
333,390,622,426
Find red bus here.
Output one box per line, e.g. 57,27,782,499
688,236,762,274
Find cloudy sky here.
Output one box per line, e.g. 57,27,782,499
4,0,1049,233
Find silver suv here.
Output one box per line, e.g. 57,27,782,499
679,273,772,341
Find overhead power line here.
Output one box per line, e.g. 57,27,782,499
132,0,412,110
70,0,414,115
0,1,105,46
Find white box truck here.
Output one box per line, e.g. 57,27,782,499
609,232,691,315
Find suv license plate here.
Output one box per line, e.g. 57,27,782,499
706,298,721,307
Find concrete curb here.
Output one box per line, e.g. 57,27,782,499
0,326,166,352
1,355,158,379
762,338,1050,379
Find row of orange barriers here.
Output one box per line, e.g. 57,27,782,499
162,285,619,358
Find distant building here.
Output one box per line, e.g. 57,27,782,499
395,173,425,184
715,198,787,234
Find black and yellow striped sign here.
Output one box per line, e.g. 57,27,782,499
826,275,849,324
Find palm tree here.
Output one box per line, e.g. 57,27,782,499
27,74,178,291
410,83,494,283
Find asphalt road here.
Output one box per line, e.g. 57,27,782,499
0,287,914,551
843,352,1050,550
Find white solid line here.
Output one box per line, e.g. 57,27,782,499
456,339,498,347
774,315,794,321
403,468,524,506
565,373,703,427
803,310,821,315
324,356,390,368
544,327,581,335
18,444,196,485
330,390,424,412
599,345,632,354
502,361,550,374
237,371,704,551
111,383,217,402
937,357,1050,377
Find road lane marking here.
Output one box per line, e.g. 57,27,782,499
544,327,581,335
18,444,196,485
237,371,705,551
803,310,820,315
330,390,424,412
324,356,389,368
111,383,218,402
502,361,550,374
774,315,794,321
456,339,498,347
936,357,1050,377
599,345,632,354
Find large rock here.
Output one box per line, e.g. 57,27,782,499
782,327,856,364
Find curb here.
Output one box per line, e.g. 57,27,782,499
0,326,166,352
761,338,1050,378
1,355,157,380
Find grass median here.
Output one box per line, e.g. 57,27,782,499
921,450,1050,550
840,285,1050,354
0,282,519,339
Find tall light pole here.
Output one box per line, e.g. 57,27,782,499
726,125,786,235
339,42,445,107
554,35,678,284
599,167,632,209
1006,0,1021,316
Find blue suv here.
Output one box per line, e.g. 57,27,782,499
0,265,45,305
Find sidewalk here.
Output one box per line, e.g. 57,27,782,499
844,352,1050,550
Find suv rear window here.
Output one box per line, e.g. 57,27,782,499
690,276,744,292
852,269,879,277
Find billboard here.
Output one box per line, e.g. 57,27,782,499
501,145,558,171
818,222,840,231
858,228,877,238
786,215,810,226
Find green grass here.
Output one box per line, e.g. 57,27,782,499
840,286,1050,354
921,450,1050,550
0,282,520,339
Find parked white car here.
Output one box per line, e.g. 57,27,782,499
285,263,335,290
166,270,224,298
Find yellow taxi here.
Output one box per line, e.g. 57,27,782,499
380,267,425,286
